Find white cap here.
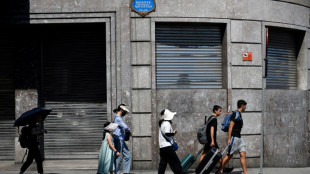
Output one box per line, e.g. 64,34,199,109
104,123,119,131
120,105,130,113
161,109,177,121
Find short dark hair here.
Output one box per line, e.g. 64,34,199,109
237,100,247,108
213,105,222,113
160,110,165,116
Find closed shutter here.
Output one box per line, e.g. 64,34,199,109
0,33,15,160
155,23,224,89
42,24,107,159
266,28,299,89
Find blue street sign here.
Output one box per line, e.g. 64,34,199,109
131,0,156,17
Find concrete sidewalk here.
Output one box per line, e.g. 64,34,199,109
1,160,310,174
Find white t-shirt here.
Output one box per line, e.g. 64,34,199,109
159,121,174,148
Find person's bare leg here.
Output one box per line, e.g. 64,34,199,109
216,154,233,174
200,152,206,162
239,152,248,174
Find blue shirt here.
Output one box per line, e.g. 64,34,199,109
113,115,130,140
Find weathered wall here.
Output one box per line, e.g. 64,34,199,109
155,89,228,168
6,0,310,169
264,90,308,167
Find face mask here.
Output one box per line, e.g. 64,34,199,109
121,111,127,116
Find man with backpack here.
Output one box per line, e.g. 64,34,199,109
216,100,248,174
199,105,222,162
19,123,46,174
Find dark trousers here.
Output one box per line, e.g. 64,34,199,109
158,146,183,174
21,146,43,173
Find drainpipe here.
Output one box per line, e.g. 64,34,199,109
260,27,268,174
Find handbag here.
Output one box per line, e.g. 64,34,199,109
124,130,131,141
160,130,178,151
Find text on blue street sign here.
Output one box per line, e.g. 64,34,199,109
132,0,155,13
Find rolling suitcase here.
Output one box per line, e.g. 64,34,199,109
181,147,204,173
194,146,229,174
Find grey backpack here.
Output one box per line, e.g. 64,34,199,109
197,116,215,144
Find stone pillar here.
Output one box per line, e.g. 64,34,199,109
130,17,153,169
15,90,38,163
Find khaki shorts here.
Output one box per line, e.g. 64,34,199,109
228,136,246,155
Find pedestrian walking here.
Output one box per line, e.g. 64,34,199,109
217,100,248,174
113,104,132,174
19,123,46,174
200,105,222,162
97,122,120,174
158,109,183,174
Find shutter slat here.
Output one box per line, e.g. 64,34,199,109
42,24,107,160
155,23,224,89
266,28,298,89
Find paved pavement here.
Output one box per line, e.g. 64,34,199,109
1,160,310,174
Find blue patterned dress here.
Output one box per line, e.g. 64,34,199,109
97,132,115,174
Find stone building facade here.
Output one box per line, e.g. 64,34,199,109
0,0,309,170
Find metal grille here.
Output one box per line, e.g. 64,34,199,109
42,24,107,159
266,28,298,89
155,23,224,89
0,32,15,160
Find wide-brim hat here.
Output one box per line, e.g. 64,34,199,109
162,109,177,121
104,123,118,131
120,105,130,113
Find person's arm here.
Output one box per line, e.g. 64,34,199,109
210,126,215,146
115,117,130,131
31,128,47,135
227,121,235,145
107,134,120,156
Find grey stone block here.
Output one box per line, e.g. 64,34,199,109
242,113,261,134
132,90,152,112
132,137,152,160
231,67,262,89
231,89,262,111
120,7,131,42
131,18,151,41
298,69,308,90
227,0,266,20
231,43,262,66
132,114,152,136
267,0,309,27
231,20,243,42
132,66,151,89
264,90,308,167
132,161,154,170
231,20,261,43
30,0,62,13
181,0,227,18
131,42,152,65
156,0,182,17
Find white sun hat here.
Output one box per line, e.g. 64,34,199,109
104,123,119,131
161,109,177,121
120,105,130,113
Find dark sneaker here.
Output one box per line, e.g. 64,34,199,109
223,167,234,173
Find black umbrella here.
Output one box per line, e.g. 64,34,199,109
13,107,52,127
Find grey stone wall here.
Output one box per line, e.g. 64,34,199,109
6,0,310,169
264,90,308,167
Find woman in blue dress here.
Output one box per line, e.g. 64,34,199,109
97,122,120,174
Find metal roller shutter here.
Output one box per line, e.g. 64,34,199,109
0,33,15,160
266,28,299,89
42,24,107,159
155,23,224,89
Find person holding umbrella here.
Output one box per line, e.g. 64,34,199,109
19,122,47,174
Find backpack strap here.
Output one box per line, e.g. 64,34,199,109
235,111,241,120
